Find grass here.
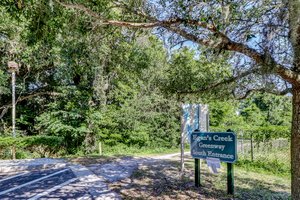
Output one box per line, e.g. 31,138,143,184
99,143,191,157
99,143,290,177
62,144,189,166
107,145,291,199
3,140,291,199
236,147,290,177
110,156,291,200
65,155,119,166
190,156,290,198
67,142,291,199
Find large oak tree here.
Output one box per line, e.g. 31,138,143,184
57,0,300,198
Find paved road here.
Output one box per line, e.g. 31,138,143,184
0,167,93,200
0,154,186,200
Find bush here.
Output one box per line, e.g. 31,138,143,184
236,147,290,176
0,136,65,159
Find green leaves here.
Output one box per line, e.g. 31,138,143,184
1,0,291,158
0,70,9,95
162,48,232,97
210,93,291,142
0,135,62,147
0,135,64,158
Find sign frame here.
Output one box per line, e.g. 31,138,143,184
190,131,237,163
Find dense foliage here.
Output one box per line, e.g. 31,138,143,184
0,1,292,158
0,135,63,158
210,93,292,141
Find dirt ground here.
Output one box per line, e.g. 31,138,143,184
66,155,119,166
109,158,290,200
65,153,290,199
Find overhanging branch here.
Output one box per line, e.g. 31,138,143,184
57,1,300,86
234,87,292,100
57,1,264,60
177,68,260,94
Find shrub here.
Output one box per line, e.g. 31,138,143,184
0,136,65,159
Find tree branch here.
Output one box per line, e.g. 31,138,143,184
0,107,8,119
0,92,61,111
177,68,260,94
57,1,300,86
234,87,292,100
275,66,300,86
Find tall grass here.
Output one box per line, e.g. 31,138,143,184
236,146,290,176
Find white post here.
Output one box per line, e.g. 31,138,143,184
200,105,209,170
12,71,16,138
99,142,102,156
241,131,244,154
8,61,18,160
180,107,185,173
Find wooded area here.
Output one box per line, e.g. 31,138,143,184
0,0,298,198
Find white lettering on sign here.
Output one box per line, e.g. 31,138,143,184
198,143,225,151
196,135,212,142
191,132,237,163
195,135,233,143
192,150,207,156
213,135,233,142
207,151,234,159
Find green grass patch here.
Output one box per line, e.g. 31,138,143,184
182,156,290,199
236,147,290,176
99,143,190,157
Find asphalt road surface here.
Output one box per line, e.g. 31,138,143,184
0,167,93,200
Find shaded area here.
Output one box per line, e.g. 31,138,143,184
0,171,23,180
109,158,290,200
39,179,91,200
66,155,120,166
234,176,290,200
0,168,68,192
0,168,75,199
88,156,138,182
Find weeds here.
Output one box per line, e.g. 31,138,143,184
236,147,290,176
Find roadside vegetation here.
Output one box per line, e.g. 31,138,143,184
236,147,290,177
0,2,292,159
0,1,293,199
110,156,290,200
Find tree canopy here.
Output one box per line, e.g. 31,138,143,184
0,0,298,198
54,1,300,198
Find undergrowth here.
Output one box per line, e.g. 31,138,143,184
236,147,290,176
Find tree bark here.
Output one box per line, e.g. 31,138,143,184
291,87,300,200
289,0,300,198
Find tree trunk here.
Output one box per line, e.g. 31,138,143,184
289,0,300,198
291,87,300,199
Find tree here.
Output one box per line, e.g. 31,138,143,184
57,0,300,198
251,93,292,126
209,100,246,130
0,0,184,155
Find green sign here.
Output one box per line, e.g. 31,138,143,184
191,131,237,163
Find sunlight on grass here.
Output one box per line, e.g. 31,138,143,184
183,154,290,199
236,147,290,176
100,144,190,157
